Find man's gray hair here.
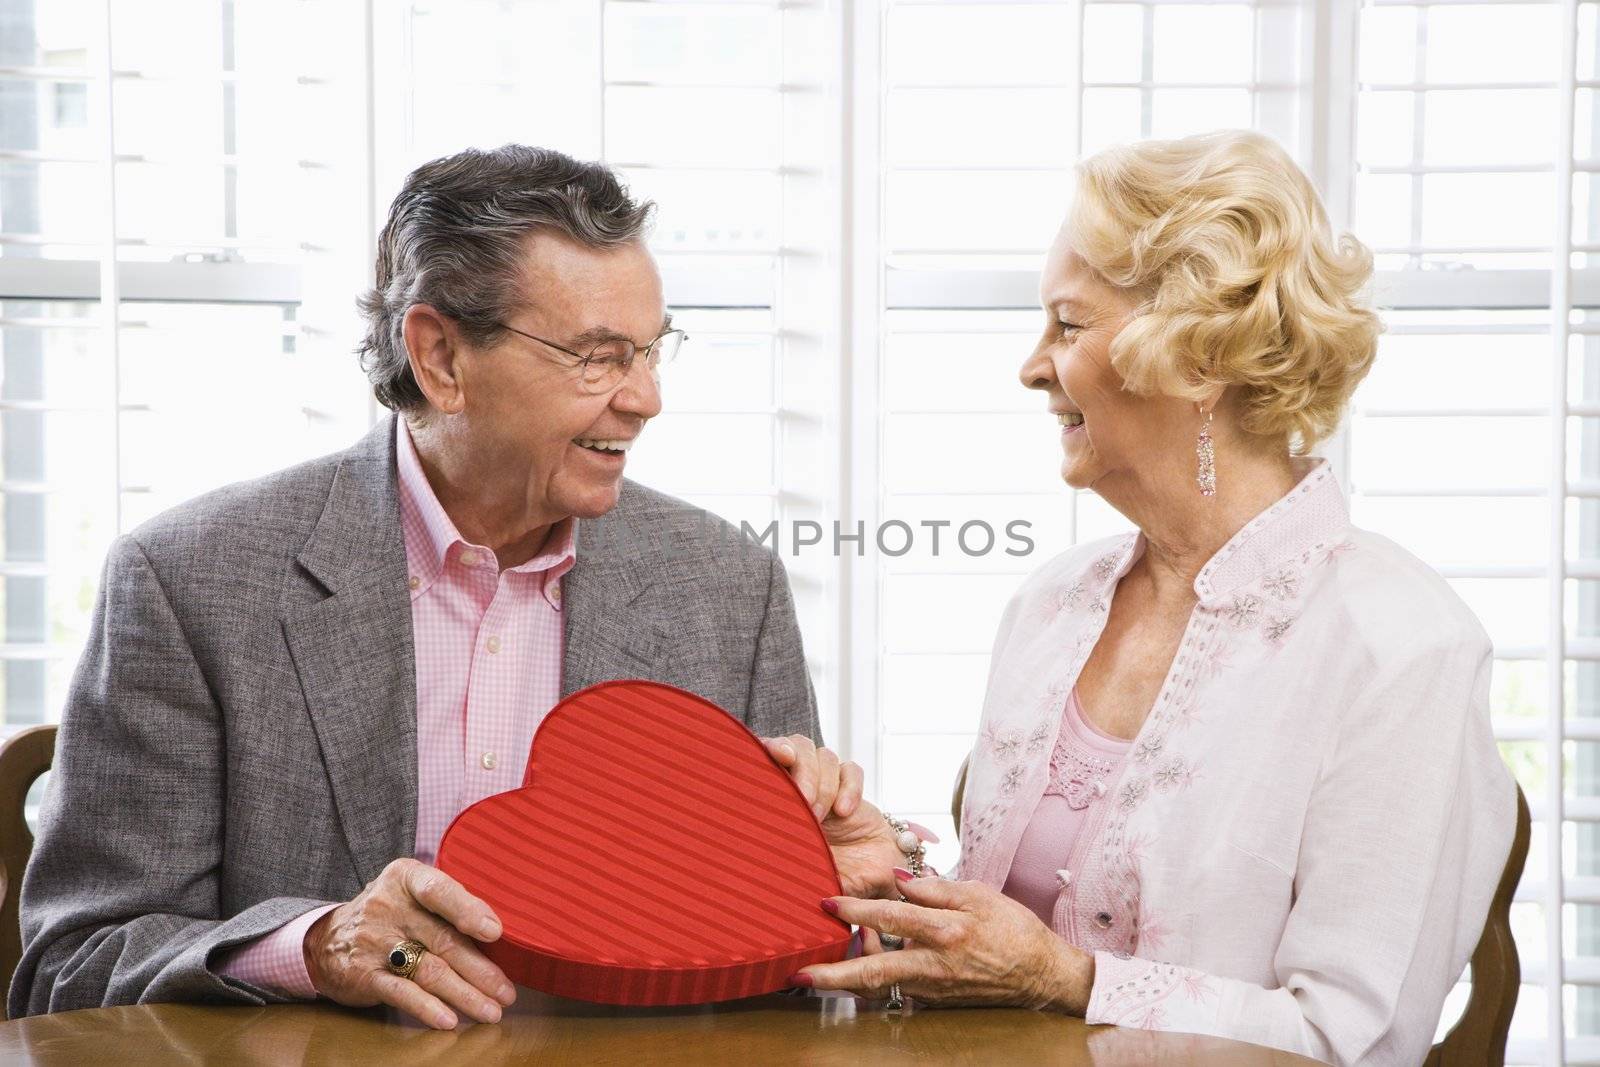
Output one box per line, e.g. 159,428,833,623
356,144,655,412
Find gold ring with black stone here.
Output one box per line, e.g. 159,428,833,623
387,938,427,980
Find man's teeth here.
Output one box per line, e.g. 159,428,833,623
1058,413,1084,428
576,438,634,453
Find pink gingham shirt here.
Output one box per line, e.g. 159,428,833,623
216,420,576,998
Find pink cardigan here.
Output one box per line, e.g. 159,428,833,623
955,459,1516,1066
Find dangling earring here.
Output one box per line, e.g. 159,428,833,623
1195,408,1217,497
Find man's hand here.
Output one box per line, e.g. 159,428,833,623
762,734,859,823
304,858,518,1029
817,796,918,899
762,735,937,898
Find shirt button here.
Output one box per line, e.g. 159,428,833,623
460,550,480,567
1093,912,1113,929
487,636,502,655
549,581,562,604
408,576,420,590
480,751,498,770
1055,869,1072,888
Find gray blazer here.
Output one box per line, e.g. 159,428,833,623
10,417,819,1016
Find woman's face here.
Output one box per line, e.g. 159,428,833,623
1019,220,1193,495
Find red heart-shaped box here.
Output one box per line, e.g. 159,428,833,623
435,680,851,1005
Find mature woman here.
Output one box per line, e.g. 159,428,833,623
766,129,1516,1066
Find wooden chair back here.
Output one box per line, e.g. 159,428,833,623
950,756,1530,1065
0,725,55,1019
1423,784,1530,1067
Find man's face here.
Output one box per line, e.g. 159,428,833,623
459,231,666,521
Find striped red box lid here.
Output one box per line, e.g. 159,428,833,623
436,680,852,1005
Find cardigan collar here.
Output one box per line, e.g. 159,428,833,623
1093,457,1349,607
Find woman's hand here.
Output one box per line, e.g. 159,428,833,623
789,871,1096,1014
762,736,935,898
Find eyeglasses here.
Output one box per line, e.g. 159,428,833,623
494,321,687,394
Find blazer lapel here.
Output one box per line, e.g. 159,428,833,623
561,482,666,697
282,417,418,885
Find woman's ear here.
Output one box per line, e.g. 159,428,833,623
403,304,467,415
1195,384,1228,418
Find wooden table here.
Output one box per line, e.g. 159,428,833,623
0,990,1322,1065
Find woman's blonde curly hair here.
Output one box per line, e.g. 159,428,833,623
1069,129,1382,452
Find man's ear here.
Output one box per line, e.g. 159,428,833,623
403,304,467,415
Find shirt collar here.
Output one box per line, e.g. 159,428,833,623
1094,457,1349,605
395,419,578,601
1193,456,1348,603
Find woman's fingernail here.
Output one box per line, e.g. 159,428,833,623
498,984,517,1005
779,742,795,758
788,973,815,988
820,898,840,915
479,918,502,940
436,1010,458,1029
893,867,914,882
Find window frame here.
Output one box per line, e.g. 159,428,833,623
5,0,1595,1056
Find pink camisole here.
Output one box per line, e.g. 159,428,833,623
1001,687,1133,926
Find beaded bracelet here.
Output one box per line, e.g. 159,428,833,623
879,813,927,1012
883,812,926,878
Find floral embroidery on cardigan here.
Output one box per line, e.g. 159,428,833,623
1133,902,1174,955
1169,700,1206,731
1123,829,1152,867
1126,1004,1168,1028
1060,583,1085,612
1079,615,1223,956
1181,972,1216,1004
1222,593,1262,629
984,724,1023,762
1132,735,1165,764
1055,552,1125,620
1261,613,1295,647
1306,537,1357,568
1093,960,1219,1026
1199,643,1234,683
960,795,1007,853
1261,567,1300,601
975,688,1063,835
1151,756,1195,793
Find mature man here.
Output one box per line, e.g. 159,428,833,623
10,146,822,1027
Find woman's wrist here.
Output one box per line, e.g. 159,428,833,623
864,833,911,897
1041,941,1095,1016
881,812,928,878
